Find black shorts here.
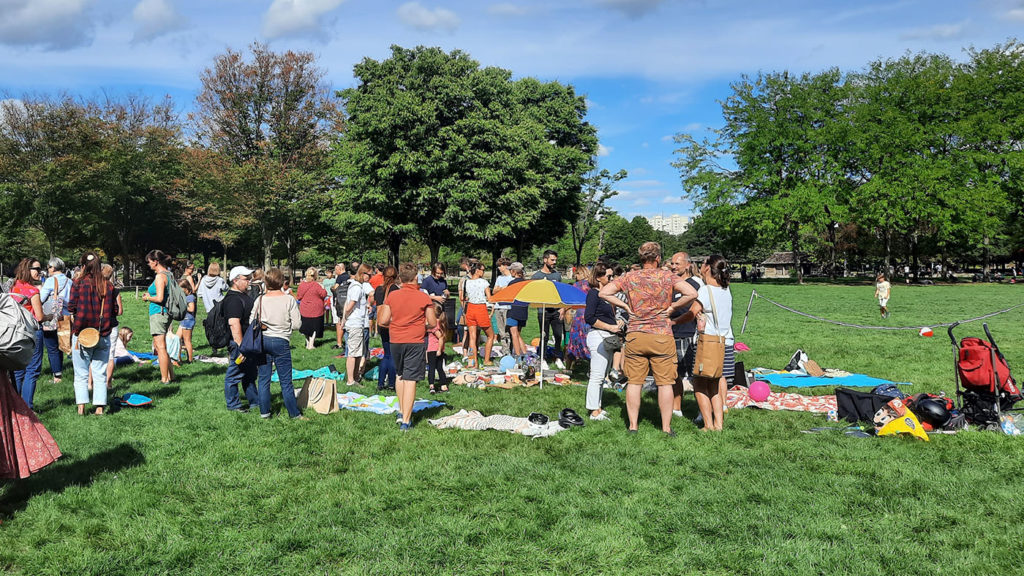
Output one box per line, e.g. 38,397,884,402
675,337,696,379
391,342,427,382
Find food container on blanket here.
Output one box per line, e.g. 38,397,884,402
553,374,569,384
491,374,506,385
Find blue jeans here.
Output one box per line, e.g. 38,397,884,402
71,333,110,407
224,342,259,410
256,337,301,418
42,330,64,377
377,339,396,390
13,328,44,410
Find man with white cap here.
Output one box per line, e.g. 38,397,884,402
222,265,259,412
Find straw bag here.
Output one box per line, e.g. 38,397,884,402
76,281,110,350
693,287,725,379
296,377,338,414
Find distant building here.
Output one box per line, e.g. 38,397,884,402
646,214,690,235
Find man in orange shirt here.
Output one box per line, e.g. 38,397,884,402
377,262,436,431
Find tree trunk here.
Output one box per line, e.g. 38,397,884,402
491,247,501,284
428,239,441,267
789,221,803,284
388,234,402,265
262,228,274,271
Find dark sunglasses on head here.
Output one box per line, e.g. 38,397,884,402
30,266,42,271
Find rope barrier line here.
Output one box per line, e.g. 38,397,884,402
740,289,1024,333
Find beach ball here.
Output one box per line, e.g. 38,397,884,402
499,355,517,371
749,380,771,402
919,327,934,338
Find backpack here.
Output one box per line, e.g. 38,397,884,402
161,271,188,321
0,293,41,370
203,292,233,350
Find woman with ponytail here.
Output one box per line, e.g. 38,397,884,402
65,252,117,415
678,254,735,431
141,249,175,384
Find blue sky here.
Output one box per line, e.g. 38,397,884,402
1,0,1021,220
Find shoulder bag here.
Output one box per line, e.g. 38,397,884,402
693,287,726,380
239,296,265,356
41,276,61,329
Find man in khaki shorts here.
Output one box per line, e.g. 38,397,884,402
600,242,697,435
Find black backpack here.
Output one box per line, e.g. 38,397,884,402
203,293,233,350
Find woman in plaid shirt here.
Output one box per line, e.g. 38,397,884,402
65,252,117,416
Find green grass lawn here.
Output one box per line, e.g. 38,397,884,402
3,282,1024,575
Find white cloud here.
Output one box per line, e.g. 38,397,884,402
596,0,666,18
900,20,969,41
598,143,613,156
682,122,702,132
624,179,663,187
631,198,651,206
660,134,674,142
1007,8,1024,21
489,3,529,16
661,195,683,204
263,0,347,40
397,2,460,32
0,0,94,50
132,0,186,43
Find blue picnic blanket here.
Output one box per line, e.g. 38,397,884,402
336,392,445,415
754,370,909,389
272,366,346,382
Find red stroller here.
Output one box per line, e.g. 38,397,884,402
948,322,1022,426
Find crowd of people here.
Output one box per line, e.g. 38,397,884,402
3,242,738,433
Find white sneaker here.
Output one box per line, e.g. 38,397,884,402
589,410,610,421
673,410,683,418
555,359,566,370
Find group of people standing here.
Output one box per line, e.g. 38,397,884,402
7,251,132,416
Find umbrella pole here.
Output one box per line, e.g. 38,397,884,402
539,310,544,389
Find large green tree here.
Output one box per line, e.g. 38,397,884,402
187,43,341,269
0,95,104,257
334,46,596,265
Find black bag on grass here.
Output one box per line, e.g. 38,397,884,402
835,387,891,423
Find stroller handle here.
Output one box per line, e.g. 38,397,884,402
947,322,960,346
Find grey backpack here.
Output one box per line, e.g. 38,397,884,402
0,293,41,370
161,271,188,322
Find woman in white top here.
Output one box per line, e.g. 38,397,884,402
678,254,734,431
251,268,305,419
463,262,494,367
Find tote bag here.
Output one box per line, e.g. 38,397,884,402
238,297,265,356
296,377,339,414
693,287,725,380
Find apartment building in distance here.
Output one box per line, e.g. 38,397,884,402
646,214,690,235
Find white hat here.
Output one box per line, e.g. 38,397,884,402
229,266,254,283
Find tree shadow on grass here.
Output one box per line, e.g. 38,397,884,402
0,443,145,519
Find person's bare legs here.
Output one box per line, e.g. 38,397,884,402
658,384,675,432
694,385,713,430
346,355,362,386
672,382,684,412
483,327,495,366
182,329,194,362
719,375,727,413
153,333,172,383
467,325,479,366
397,378,416,424
335,323,344,347
711,376,726,430
625,383,642,431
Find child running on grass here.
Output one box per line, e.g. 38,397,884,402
427,303,449,394
874,273,891,318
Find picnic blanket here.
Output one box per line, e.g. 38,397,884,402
273,366,346,382
727,385,837,413
428,409,566,438
751,368,909,389
336,392,444,415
